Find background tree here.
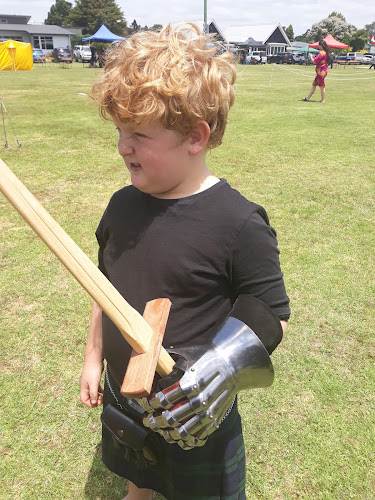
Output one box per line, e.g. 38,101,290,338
306,13,356,42
70,33,91,47
349,29,370,51
126,19,141,35
328,12,346,21
45,0,73,26
150,24,163,32
283,24,294,42
294,31,309,43
364,22,375,36
66,0,127,35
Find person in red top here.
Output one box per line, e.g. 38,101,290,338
302,40,331,103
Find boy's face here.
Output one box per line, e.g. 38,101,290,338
114,119,201,199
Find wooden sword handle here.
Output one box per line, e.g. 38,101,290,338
0,158,175,377
121,298,172,397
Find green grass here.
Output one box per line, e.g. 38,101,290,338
1,62,375,499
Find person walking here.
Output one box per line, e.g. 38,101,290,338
302,40,331,103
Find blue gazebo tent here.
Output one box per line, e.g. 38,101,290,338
82,25,125,42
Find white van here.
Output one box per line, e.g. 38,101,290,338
246,51,267,64
73,45,92,62
347,52,364,62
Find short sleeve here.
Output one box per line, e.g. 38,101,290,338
95,208,109,278
230,208,290,320
313,52,323,65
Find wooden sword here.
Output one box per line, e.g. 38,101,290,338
0,158,175,396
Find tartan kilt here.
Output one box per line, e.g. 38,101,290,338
102,368,246,500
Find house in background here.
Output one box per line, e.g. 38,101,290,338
206,20,227,43
223,24,290,54
0,14,74,53
168,19,226,42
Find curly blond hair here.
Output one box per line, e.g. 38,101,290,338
91,23,236,149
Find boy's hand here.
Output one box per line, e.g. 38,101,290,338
80,360,104,408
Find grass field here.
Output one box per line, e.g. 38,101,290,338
1,61,375,499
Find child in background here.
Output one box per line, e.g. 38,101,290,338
80,23,290,500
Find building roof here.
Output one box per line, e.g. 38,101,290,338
237,37,264,47
223,24,288,44
207,19,226,43
0,14,31,24
0,23,74,35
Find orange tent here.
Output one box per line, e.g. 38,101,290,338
309,34,348,49
0,40,33,71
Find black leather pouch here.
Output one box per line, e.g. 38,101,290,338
101,403,149,450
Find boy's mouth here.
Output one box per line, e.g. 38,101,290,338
129,162,142,171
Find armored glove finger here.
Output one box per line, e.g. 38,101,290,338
138,315,274,450
138,296,282,450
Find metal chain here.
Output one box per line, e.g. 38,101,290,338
220,397,236,423
105,365,125,410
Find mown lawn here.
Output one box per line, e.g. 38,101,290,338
1,62,374,499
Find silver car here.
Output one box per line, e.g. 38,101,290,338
74,45,92,62
361,53,375,64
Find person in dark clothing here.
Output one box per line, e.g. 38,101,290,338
81,23,290,500
90,43,96,67
98,48,106,68
330,53,335,69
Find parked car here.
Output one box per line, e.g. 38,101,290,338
281,52,294,64
267,52,293,64
361,53,375,64
335,54,348,62
267,53,282,64
52,48,73,63
347,52,364,62
32,49,46,63
292,52,305,63
246,50,266,64
73,45,92,62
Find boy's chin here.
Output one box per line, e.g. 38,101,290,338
131,179,158,195
133,183,176,199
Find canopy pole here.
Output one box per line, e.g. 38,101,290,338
203,0,208,33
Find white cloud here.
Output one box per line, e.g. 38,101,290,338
3,0,375,35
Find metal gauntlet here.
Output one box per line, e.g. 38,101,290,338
136,316,274,450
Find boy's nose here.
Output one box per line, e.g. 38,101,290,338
118,139,134,157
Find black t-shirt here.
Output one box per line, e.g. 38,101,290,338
96,179,290,383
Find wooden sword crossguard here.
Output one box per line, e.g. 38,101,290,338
121,298,172,398
0,157,175,397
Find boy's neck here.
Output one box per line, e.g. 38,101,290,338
152,165,220,200
197,174,221,193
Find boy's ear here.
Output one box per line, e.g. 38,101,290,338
187,121,210,156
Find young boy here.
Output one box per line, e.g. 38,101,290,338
80,23,290,499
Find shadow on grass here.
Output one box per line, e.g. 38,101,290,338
84,443,126,499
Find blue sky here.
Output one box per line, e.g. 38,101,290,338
3,0,375,36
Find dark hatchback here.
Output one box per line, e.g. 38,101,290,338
267,52,294,64
52,48,73,63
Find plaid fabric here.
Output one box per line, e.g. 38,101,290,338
102,369,246,500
